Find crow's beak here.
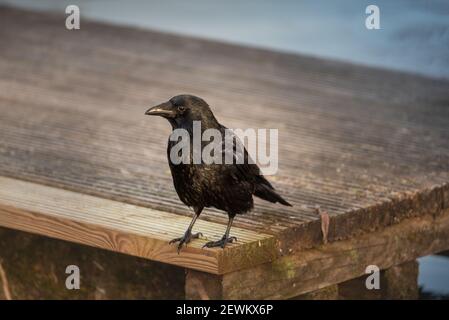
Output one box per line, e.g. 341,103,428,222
145,101,175,117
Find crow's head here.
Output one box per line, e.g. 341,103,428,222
145,94,218,129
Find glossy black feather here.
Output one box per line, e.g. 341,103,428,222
163,95,291,216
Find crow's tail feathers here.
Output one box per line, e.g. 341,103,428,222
254,183,292,206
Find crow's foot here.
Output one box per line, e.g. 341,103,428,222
169,231,203,254
202,235,237,249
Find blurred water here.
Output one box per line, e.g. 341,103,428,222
1,0,449,79
418,255,449,299
1,0,448,298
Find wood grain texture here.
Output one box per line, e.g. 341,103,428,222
0,6,448,264
338,261,419,300
186,210,449,299
0,177,275,274
218,209,449,299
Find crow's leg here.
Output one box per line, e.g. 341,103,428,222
203,216,237,249
169,207,203,253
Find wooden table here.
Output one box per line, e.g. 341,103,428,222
0,7,448,299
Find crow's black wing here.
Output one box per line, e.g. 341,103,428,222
219,125,291,206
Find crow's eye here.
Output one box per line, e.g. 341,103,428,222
178,106,186,112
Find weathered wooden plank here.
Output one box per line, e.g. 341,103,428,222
185,270,223,300
0,176,276,274
292,285,339,300
187,209,449,299
0,7,449,282
382,261,419,299
0,6,448,249
338,261,419,300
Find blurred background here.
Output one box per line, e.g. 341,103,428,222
1,0,448,299
1,0,449,79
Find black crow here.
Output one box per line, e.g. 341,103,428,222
145,94,291,252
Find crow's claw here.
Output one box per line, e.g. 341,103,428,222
169,231,203,254
202,236,237,249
